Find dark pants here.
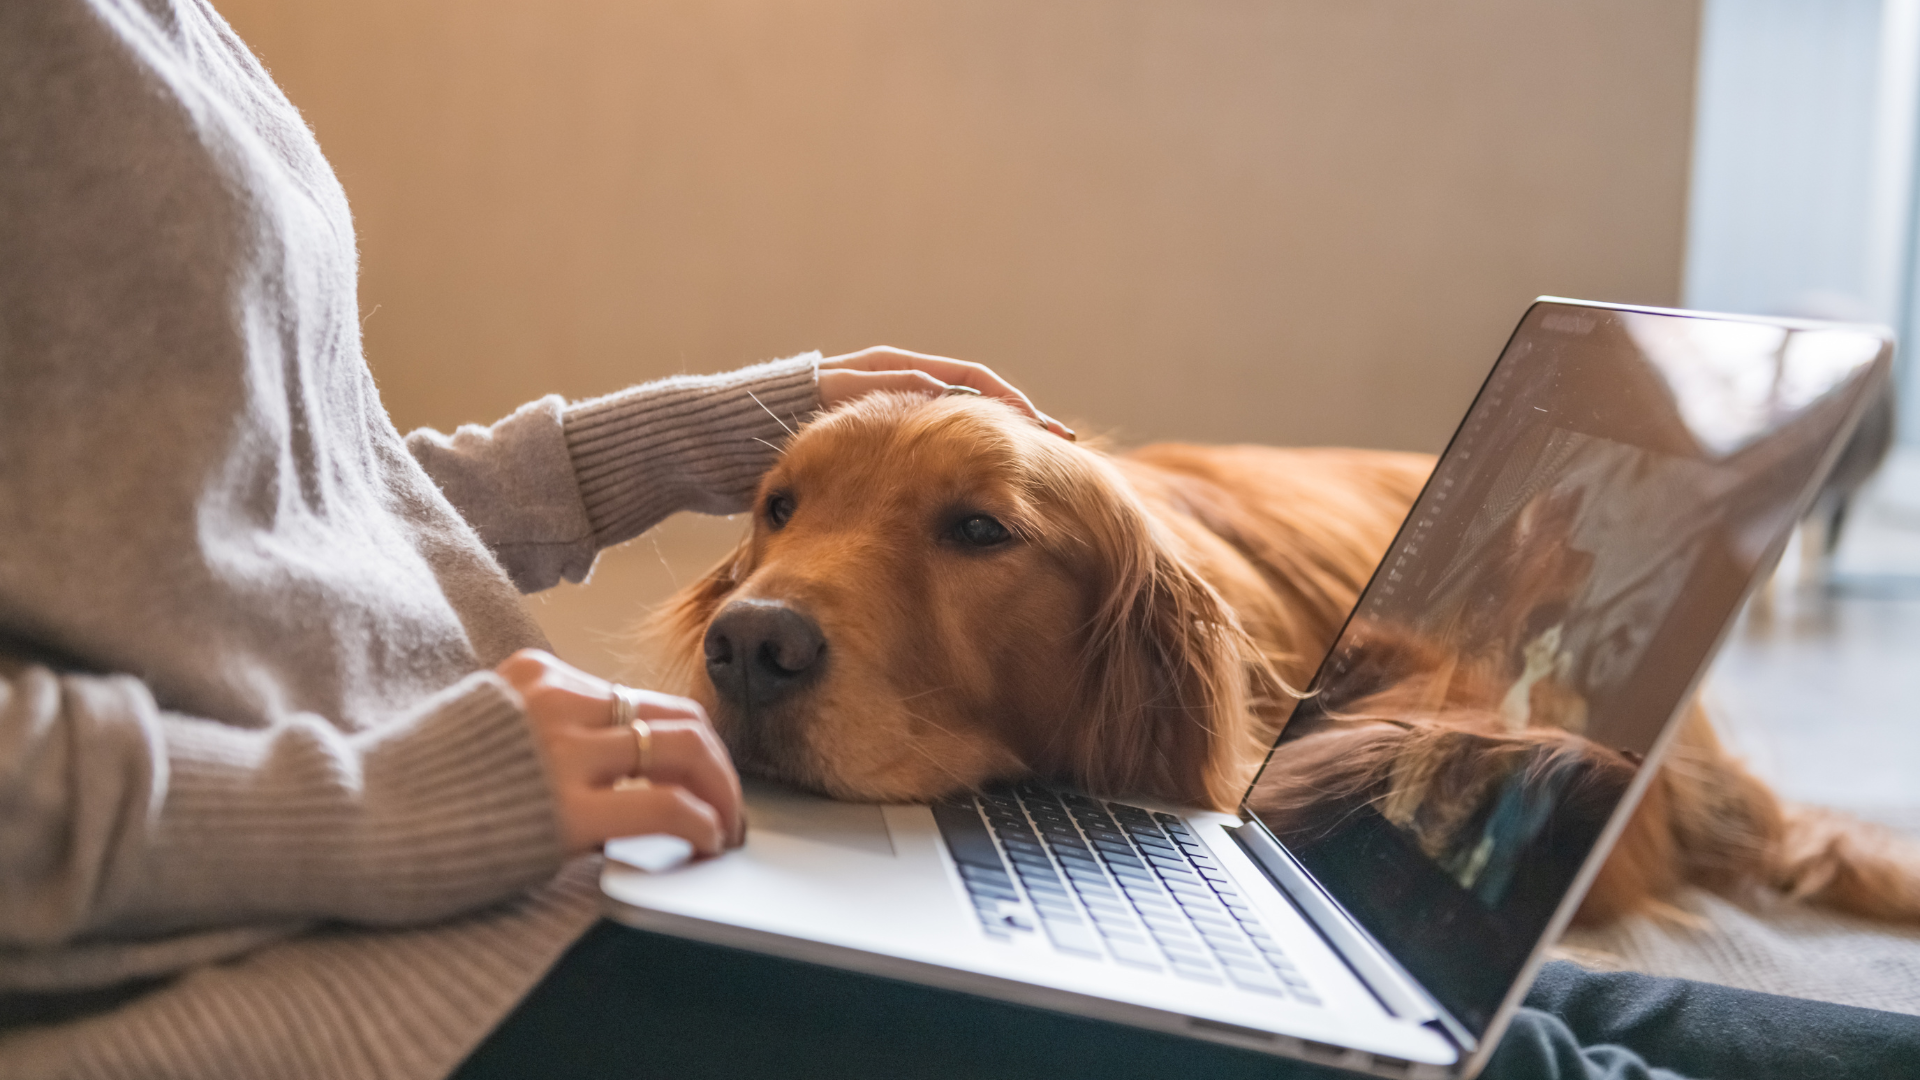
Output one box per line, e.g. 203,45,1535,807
454,920,1920,1080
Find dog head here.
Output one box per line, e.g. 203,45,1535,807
657,393,1268,808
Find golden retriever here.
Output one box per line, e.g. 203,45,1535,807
658,393,1920,926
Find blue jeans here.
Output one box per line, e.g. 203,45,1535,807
454,920,1920,1079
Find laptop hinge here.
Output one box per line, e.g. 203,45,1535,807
1230,823,1477,1057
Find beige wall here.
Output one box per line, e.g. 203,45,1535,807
220,0,1702,677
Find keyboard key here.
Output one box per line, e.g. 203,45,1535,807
1216,950,1268,971
1168,958,1220,981
968,882,1019,903
1144,854,1190,874
1157,940,1206,963
1156,866,1204,886
1008,850,1053,870
1226,968,1287,996
1184,906,1234,927
1032,895,1078,916
1134,835,1179,853
1186,853,1221,870
1096,925,1147,946
1044,920,1105,958
959,865,1013,887
1211,943,1260,964
933,802,1007,870
1107,941,1164,970
1022,874,1068,893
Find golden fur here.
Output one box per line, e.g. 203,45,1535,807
659,394,1920,926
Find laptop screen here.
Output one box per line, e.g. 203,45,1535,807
1243,301,1889,1035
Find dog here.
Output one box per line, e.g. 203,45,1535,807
657,392,1920,926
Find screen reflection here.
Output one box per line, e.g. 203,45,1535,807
1246,303,1887,1033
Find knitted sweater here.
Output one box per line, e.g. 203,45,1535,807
0,0,818,1075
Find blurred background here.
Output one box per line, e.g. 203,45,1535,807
222,0,1918,820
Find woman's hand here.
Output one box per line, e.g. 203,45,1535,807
817,346,1074,441
496,649,745,857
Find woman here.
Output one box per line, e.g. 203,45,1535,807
4,2,1916,1078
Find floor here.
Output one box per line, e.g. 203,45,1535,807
524,450,1920,829
1706,447,1920,832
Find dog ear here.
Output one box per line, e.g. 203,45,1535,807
1051,471,1272,811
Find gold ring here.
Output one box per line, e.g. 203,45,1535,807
629,719,654,779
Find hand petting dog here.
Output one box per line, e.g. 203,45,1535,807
818,346,1075,441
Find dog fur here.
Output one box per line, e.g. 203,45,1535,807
659,393,1920,927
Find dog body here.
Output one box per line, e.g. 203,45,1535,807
663,394,1920,926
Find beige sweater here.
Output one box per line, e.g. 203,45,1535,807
0,0,818,1075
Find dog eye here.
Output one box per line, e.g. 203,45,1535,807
952,514,1011,547
765,493,795,529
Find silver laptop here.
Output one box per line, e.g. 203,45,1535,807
602,298,1892,1079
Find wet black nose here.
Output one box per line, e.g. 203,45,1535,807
704,599,827,709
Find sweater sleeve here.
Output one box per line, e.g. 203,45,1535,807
0,659,566,970
404,355,820,593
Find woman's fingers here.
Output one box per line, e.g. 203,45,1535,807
497,648,747,853
550,721,744,845
818,347,1074,440
640,722,746,847
563,783,727,856
617,687,712,723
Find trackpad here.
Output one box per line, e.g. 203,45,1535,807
744,778,897,858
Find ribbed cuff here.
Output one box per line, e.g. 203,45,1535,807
563,353,820,550
138,673,566,929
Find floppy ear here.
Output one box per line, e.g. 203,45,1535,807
1049,468,1273,811
650,533,755,696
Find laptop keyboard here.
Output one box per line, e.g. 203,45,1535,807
932,783,1321,1003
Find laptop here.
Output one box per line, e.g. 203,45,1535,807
602,298,1893,1078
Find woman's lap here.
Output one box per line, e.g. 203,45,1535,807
453,920,1920,1080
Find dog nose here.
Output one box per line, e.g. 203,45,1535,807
704,599,827,709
